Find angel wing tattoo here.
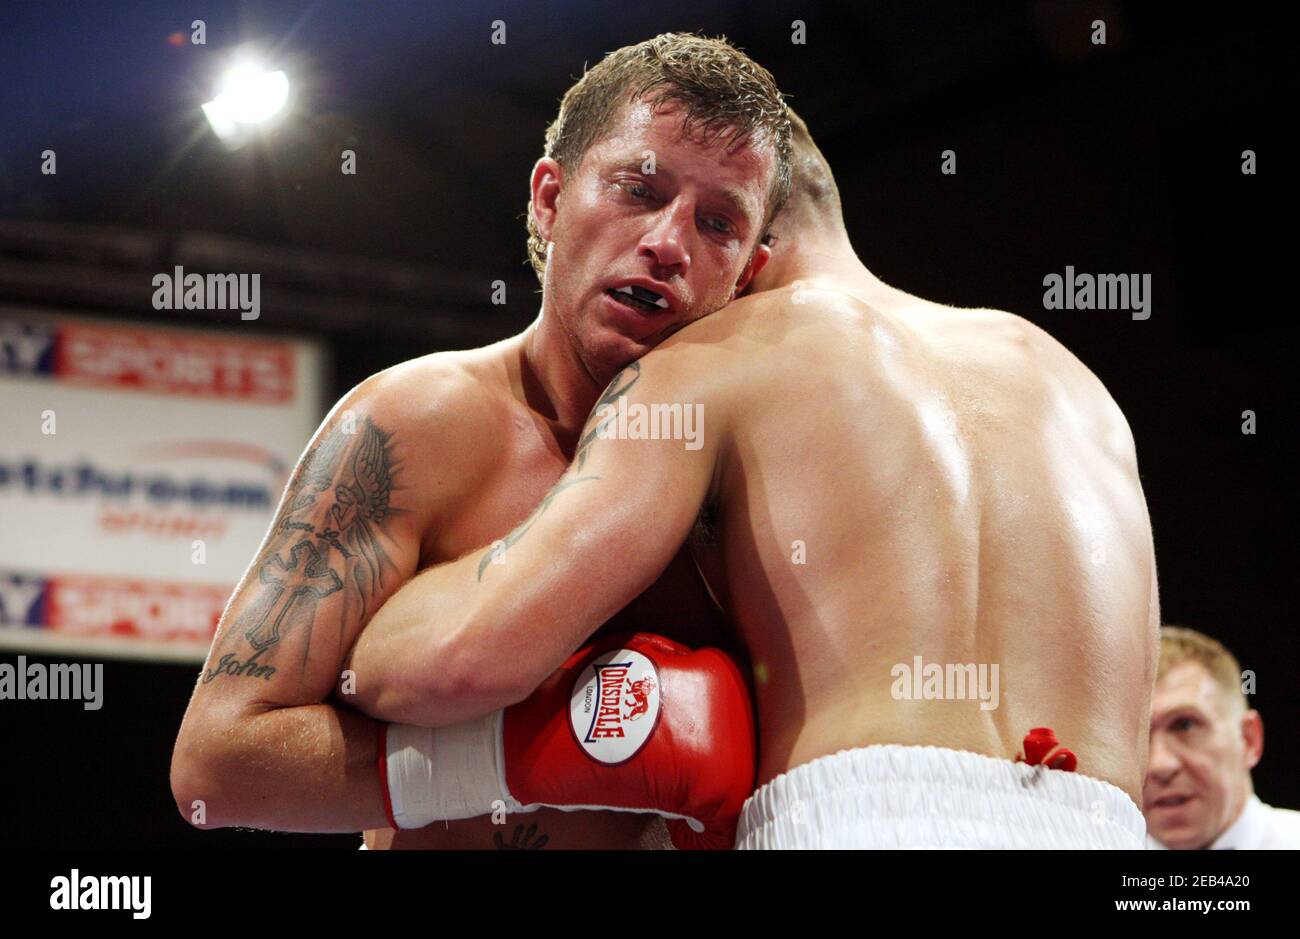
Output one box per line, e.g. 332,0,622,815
206,417,404,683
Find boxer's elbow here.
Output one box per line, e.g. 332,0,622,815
169,709,264,830
407,630,534,724
170,732,232,830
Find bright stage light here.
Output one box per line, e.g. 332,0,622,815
202,63,290,143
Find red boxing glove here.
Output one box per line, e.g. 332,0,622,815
382,632,756,849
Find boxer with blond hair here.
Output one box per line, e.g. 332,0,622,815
345,110,1160,849
172,32,791,849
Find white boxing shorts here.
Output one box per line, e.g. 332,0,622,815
734,745,1146,849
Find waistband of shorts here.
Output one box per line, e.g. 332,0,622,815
736,744,1146,849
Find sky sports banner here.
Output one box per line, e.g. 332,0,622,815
0,307,326,662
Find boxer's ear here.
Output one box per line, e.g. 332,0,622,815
732,242,771,297
1241,710,1264,770
530,157,564,243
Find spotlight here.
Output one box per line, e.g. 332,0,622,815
202,62,290,144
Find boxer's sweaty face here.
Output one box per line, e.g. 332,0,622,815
545,99,774,382
1143,663,1253,849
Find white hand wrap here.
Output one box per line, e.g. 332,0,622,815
383,712,522,829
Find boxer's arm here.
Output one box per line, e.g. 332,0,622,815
346,358,725,727
170,376,432,832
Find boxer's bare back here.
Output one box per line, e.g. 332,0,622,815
677,273,1159,805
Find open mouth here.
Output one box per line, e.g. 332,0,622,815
607,284,669,314
1152,794,1194,809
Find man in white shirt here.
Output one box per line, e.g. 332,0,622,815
1145,625,1300,849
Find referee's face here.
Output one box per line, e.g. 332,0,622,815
1143,663,1258,849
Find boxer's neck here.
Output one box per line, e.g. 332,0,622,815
518,315,606,446
758,225,867,291
768,223,923,308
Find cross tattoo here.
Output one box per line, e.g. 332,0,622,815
245,539,345,652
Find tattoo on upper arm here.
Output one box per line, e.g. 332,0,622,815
574,362,639,471
203,417,405,684
474,363,642,582
475,474,597,581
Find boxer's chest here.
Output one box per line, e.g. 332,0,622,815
420,413,728,649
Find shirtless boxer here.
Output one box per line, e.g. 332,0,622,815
170,32,791,849
344,110,1160,848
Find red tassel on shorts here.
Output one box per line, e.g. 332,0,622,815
1015,726,1077,772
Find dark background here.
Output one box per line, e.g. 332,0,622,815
0,1,1293,848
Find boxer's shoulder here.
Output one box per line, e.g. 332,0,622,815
986,307,1137,459
915,303,1137,460
337,347,519,504
368,340,532,430
362,347,509,424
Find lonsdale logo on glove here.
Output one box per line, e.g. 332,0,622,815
570,648,662,764
382,632,755,848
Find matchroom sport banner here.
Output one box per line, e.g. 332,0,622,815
0,307,327,662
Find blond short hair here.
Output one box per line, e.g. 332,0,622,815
1158,625,1248,714
526,32,791,283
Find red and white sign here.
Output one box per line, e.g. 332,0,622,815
57,320,294,403
0,306,326,661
